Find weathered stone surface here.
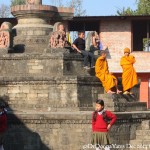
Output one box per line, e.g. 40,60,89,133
141,120,150,130
0,3,147,150
0,76,101,111
0,53,95,76
130,119,150,150
3,111,150,150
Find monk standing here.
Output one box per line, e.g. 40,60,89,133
95,50,121,94
120,48,138,94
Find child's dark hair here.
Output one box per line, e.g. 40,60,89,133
93,99,108,122
78,30,85,35
96,99,104,106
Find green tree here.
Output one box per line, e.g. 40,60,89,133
117,7,135,16
117,0,150,15
11,0,25,6
136,0,150,15
50,0,86,16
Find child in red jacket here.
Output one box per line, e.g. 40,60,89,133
91,99,117,150
0,105,7,150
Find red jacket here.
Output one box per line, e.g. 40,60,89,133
92,110,117,132
0,110,7,133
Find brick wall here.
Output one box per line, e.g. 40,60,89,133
100,20,150,73
100,20,131,72
100,20,150,105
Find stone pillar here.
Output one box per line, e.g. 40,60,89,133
11,4,56,53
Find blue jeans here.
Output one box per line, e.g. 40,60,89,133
80,50,95,67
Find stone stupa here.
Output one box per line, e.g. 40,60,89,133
0,1,149,150
11,0,74,53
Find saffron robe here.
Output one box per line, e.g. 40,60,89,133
95,56,117,92
120,55,138,91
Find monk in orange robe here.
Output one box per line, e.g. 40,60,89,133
95,51,121,94
120,48,138,94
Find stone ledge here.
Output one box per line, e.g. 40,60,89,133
7,111,150,124
11,5,74,20
0,76,100,85
11,5,74,13
0,52,82,60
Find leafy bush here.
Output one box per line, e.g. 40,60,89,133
11,0,25,6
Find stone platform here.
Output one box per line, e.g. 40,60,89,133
3,110,150,150
0,52,146,113
0,52,94,76
98,93,147,112
0,51,148,150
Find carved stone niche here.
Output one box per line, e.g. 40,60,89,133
49,22,67,49
26,0,42,5
0,22,13,51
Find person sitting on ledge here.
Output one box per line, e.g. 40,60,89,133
120,47,138,95
95,50,122,94
72,31,95,69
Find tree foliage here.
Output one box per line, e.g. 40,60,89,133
11,0,25,6
50,0,86,16
117,7,135,16
117,0,150,15
136,0,150,15
0,0,85,18
67,0,86,16
0,4,10,18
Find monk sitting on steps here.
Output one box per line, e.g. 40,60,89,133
95,50,122,94
120,47,138,95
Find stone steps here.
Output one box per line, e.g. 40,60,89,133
130,140,150,149
130,120,150,149
104,102,147,112
98,93,138,102
141,120,150,130
98,93,147,112
76,92,148,112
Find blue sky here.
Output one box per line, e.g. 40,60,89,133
0,0,137,16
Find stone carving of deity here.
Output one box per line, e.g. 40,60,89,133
0,22,12,50
49,22,67,48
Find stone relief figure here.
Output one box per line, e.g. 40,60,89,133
49,22,67,48
85,31,100,51
0,22,12,50
85,31,101,56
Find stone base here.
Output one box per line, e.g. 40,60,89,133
0,76,101,112
4,110,150,150
0,53,95,77
0,52,143,112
